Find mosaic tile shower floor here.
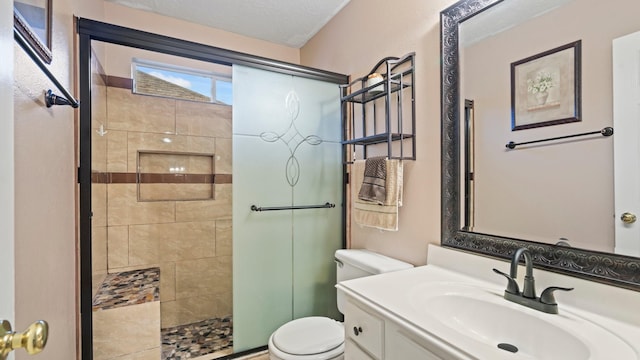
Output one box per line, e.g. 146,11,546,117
162,316,233,360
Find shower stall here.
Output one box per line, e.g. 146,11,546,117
79,19,347,360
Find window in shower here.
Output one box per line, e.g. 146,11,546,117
132,58,232,104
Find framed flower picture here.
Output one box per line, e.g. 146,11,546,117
510,40,581,130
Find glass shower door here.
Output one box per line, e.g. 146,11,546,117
232,65,343,352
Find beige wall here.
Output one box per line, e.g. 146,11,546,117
301,0,457,265
462,0,640,252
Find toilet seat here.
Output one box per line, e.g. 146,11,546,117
268,317,344,360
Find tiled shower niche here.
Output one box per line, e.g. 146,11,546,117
137,151,215,201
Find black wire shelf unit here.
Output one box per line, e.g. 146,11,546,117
340,52,416,162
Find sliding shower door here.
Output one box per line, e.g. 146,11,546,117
232,65,343,352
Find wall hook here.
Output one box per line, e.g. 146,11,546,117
96,124,108,137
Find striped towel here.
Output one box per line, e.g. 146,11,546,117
358,156,387,204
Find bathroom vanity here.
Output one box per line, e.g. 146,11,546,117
337,245,640,359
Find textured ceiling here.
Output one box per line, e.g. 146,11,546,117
106,0,351,48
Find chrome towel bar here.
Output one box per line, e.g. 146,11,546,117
250,202,336,212
506,127,613,149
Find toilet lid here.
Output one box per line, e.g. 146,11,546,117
272,317,344,355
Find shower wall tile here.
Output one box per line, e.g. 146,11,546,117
215,220,232,256
176,100,232,138
107,87,176,133
107,226,129,270
126,132,215,173
92,226,108,272
217,184,232,202
92,301,160,360
161,294,218,328
129,222,216,266
107,184,175,226
138,183,213,201
91,80,108,130
214,256,232,296
215,138,232,174
92,272,108,302
107,130,128,173
92,71,109,176
175,258,217,298
127,225,160,266
160,262,176,302
92,130,108,173
107,264,161,274
216,292,232,318
92,183,107,227
92,226,108,299
175,184,232,222
162,222,216,261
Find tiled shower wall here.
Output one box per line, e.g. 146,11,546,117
92,78,233,328
91,50,109,298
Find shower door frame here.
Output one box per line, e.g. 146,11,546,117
77,18,348,360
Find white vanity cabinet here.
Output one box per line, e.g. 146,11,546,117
384,322,443,359
343,296,445,360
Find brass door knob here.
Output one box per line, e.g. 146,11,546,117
0,320,48,360
621,212,637,224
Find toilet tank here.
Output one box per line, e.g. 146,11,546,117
335,249,413,312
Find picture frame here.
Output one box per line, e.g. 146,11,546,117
14,0,52,64
511,40,581,131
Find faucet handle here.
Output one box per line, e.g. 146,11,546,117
539,286,574,305
493,268,519,294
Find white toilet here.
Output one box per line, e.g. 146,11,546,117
268,249,413,360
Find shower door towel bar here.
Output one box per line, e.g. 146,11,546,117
506,127,613,149
14,28,80,108
250,202,336,212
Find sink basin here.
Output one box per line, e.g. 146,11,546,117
409,282,637,359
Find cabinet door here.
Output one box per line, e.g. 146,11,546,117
345,339,376,360
386,323,443,360
344,299,384,359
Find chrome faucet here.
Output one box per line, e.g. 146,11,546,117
493,247,573,314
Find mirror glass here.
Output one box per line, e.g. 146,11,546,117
458,0,640,256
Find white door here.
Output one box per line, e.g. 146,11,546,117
0,0,15,356
613,30,640,256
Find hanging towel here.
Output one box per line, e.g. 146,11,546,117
358,156,387,204
353,159,403,231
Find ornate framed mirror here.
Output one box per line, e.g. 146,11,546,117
440,0,640,290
